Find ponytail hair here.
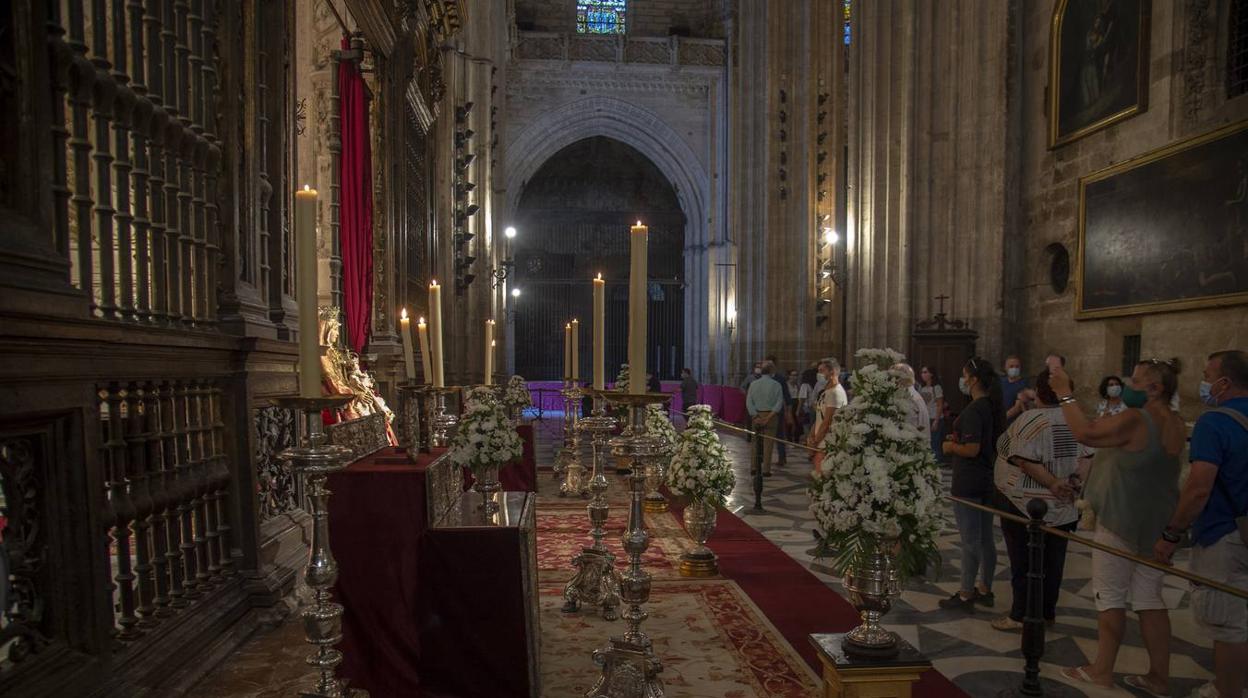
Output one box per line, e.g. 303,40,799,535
964,356,1005,438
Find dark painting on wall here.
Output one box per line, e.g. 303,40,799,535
1049,0,1150,148
1076,121,1248,319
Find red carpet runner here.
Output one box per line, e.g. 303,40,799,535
674,502,967,698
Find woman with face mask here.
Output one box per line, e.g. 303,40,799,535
1053,359,1185,695
939,357,1006,611
1096,375,1127,418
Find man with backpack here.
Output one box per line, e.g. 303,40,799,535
1154,350,1248,698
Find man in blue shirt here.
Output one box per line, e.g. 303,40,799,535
1154,350,1248,698
746,360,785,477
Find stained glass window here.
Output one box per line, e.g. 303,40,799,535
577,0,626,35
843,0,851,45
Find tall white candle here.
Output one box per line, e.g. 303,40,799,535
399,308,416,381
570,318,580,384
593,274,605,391
418,317,433,384
484,319,495,385
564,323,572,381
295,186,320,398
429,281,444,388
628,221,648,394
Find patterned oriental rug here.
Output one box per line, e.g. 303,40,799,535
538,580,820,697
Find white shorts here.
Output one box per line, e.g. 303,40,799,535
1191,532,1248,644
1092,525,1167,612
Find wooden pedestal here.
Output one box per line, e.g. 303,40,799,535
809,633,931,698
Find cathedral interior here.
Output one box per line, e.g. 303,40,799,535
1,1,1247,697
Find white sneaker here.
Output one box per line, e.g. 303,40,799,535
1186,683,1218,698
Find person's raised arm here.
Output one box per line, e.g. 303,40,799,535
1049,366,1138,448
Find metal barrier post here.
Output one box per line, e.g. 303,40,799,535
751,424,765,512
1018,498,1049,697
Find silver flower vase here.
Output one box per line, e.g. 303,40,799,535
472,461,502,516
678,499,719,577
842,536,902,658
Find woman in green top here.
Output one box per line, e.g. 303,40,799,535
1052,359,1186,696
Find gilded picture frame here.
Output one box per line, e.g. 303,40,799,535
1075,120,1248,320
1048,0,1151,149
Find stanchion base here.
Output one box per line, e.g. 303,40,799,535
298,680,369,698
996,678,1083,698
678,552,719,578
642,497,668,513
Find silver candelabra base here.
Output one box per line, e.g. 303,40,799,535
558,381,588,497
587,391,670,697
562,392,621,620
429,387,459,448
272,395,367,698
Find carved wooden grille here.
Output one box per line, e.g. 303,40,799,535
404,100,429,315
97,380,233,641
254,405,298,522
1229,0,1248,98
0,438,53,670
51,0,221,325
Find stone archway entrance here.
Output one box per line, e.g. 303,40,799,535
512,137,686,381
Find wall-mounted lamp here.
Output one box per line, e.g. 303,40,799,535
492,226,518,288
511,287,521,298
725,303,737,335
821,227,840,246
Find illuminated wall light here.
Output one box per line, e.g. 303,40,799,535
822,227,840,246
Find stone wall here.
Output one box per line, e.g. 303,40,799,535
514,0,725,38
1015,0,1248,416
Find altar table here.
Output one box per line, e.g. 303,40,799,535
326,447,461,697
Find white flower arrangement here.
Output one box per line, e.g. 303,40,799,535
666,405,736,507
448,386,523,473
644,404,678,460
503,375,532,411
614,363,630,391
808,347,942,579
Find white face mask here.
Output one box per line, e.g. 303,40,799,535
1107,385,1122,398
1007,367,1021,379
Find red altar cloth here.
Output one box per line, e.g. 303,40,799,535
327,447,446,697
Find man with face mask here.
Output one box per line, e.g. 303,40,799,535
1002,355,1029,425
1154,350,1248,698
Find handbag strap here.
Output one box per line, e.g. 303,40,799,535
1209,408,1248,516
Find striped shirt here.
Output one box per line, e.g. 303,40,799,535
994,406,1092,526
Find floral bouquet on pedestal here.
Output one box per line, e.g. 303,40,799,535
641,404,679,512
449,386,523,514
808,348,942,656
502,375,532,422
666,404,735,576
613,363,630,392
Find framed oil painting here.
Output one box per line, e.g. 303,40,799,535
1049,0,1150,148
1076,121,1248,319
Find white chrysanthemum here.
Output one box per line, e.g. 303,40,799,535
666,405,735,507
448,386,523,471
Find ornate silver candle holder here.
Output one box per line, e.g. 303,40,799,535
587,391,670,698
562,390,621,620
558,381,588,497
395,383,422,451
429,386,460,448
271,395,365,698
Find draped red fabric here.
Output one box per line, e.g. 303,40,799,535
338,37,373,353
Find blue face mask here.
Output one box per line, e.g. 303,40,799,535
1120,385,1147,408
1200,379,1226,406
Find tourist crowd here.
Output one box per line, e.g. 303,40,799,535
737,348,1248,698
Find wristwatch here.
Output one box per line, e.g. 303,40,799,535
1161,526,1183,544
1058,395,1077,406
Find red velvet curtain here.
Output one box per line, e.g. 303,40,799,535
339,37,373,353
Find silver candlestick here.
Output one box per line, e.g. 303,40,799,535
559,382,588,497
588,392,670,698
430,387,459,448
562,390,621,620
271,395,365,698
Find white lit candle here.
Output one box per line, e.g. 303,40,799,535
418,316,433,384
484,319,495,385
593,274,605,391
564,322,572,381
399,308,416,381
295,185,320,398
570,318,580,384
429,281,444,388
628,221,648,394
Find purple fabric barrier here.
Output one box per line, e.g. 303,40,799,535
721,386,747,425
700,385,725,416
526,381,565,413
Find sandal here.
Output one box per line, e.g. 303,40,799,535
1123,675,1170,698
1061,666,1111,689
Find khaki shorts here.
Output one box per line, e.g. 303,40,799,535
1191,532,1248,644
1092,525,1167,612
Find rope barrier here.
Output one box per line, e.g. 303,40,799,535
667,405,1248,600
